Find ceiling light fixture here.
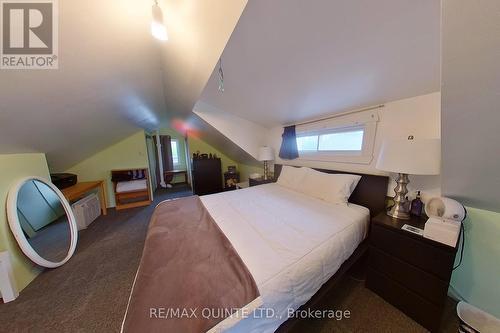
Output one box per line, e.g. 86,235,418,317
151,1,168,41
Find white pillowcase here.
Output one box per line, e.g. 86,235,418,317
301,168,361,204
276,166,307,192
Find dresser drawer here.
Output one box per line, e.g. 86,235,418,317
366,267,443,332
370,224,455,281
368,246,449,305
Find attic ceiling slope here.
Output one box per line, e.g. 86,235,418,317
0,0,248,171
193,101,268,161
187,115,261,167
199,0,441,127
158,0,248,118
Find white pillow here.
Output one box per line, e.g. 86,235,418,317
276,166,307,192
301,168,361,204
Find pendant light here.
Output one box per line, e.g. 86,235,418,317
151,1,168,41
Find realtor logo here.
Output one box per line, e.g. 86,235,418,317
1,0,58,69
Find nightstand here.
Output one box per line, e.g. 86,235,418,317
366,212,459,332
235,181,249,189
248,178,274,187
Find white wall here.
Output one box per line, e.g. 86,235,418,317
193,101,268,159
267,92,441,199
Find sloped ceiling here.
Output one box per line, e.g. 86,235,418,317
199,0,441,127
187,114,259,166
1,0,441,171
0,0,247,171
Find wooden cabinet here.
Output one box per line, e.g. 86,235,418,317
192,158,222,195
366,213,459,332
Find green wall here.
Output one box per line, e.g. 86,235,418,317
450,207,500,318
0,153,48,292
65,131,150,207
239,164,264,182
161,129,257,186
159,129,262,186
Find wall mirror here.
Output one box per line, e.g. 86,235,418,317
7,177,78,268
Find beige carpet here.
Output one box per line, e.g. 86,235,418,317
0,186,459,332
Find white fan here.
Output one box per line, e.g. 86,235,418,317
424,197,465,247
425,197,466,222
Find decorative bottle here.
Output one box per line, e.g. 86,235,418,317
410,191,424,217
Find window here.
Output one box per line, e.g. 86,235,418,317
319,130,364,151
297,128,365,153
294,109,380,164
171,139,180,165
296,135,318,151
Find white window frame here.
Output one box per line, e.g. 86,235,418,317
296,109,380,164
170,139,180,166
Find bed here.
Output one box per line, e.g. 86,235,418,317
121,165,388,333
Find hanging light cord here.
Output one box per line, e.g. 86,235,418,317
453,208,467,270
218,58,224,93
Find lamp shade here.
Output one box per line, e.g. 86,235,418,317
376,138,441,175
258,147,275,161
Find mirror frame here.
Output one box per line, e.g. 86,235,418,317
6,176,78,268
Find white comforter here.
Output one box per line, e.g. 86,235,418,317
200,183,370,333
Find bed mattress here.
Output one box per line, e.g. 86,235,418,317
200,183,370,333
116,179,148,193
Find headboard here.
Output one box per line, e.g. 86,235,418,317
274,164,389,217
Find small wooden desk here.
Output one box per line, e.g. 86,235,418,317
62,181,107,215
164,169,188,184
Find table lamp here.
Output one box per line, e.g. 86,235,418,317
376,136,440,220
258,146,275,180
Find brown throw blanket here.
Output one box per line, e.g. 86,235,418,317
122,196,260,333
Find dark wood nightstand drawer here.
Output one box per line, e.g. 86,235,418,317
370,224,455,281
366,267,443,332
368,246,449,305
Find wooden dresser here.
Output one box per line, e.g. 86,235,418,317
366,213,459,332
192,158,222,195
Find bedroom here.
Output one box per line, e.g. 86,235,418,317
0,0,499,332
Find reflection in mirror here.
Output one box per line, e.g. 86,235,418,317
16,180,72,263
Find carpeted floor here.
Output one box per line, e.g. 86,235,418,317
0,185,460,333
287,274,459,333
0,185,193,332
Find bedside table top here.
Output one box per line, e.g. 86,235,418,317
371,212,459,251
372,212,427,231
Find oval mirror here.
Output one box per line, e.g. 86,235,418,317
7,177,78,268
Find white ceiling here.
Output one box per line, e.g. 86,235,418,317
0,0,246,171
0,0,440,170
199,0,441,127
